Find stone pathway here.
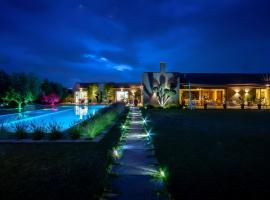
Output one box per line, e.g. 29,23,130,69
107,107,168,200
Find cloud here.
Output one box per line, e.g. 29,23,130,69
84,53,133,71
113,65,133,71
100,57,108,62
0,0,270,88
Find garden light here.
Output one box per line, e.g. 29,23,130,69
160,169,165,178
155,168,168,181
146,130,152,138
147,131,150,137
113,148,120,159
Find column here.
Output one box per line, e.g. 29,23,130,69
266,88,270,106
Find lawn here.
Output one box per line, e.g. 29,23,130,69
0,108,128,200
145,109,270,200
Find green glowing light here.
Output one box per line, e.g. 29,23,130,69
160,170,165,178
155,167,168,181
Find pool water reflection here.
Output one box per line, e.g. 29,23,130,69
0,105,105,132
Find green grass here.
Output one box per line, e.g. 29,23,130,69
145,109,270,200
0,108,128,200
69,103,125,139
82,110,118,139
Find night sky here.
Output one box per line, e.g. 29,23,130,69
0,0,270,87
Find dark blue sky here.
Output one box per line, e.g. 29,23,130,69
0,0,270,87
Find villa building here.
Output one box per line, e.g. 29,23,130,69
143,63,270,108
74,82,143,105
74,62,270,108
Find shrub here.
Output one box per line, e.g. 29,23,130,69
145,104,155,109
30,123,45,140
165,104,179,109
0,123,8,138
84,110,119,139
14,123,28,139
81,103,125,139
47,122,62,140
69,126,81,139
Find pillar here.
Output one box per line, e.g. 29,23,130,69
213,90,217,102
266,88,270,106
140,86,144,106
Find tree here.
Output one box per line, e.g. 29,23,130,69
41,93,60,106
103,83,115,102
0,70,10,102
41,79,64,99
134,89,142,101
3,73,41,110
61,88,74,103
88,84,98,103
3,89,23,110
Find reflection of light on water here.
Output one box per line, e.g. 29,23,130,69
92,110,96,115
17,113,28,120
75,106,88,120
52,107,58,112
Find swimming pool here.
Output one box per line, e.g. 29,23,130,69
0,105,105,132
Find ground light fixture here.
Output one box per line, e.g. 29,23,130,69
146,130,153,138
146,131,151,137
143,118,147,124
155,168,168,181
112,147,123,159
113,149,119,158
121,124,127,130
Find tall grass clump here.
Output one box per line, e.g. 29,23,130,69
30,122,45,140
80,103,125,139
14,123,28,139
47,121,62,140
69,124,81,140
0,123,8,139
83,111,117,139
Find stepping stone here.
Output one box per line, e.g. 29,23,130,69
109,175,167,200
109,107,169,199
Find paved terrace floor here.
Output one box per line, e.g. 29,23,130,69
108,107,168,200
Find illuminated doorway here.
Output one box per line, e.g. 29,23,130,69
116,91,128,102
